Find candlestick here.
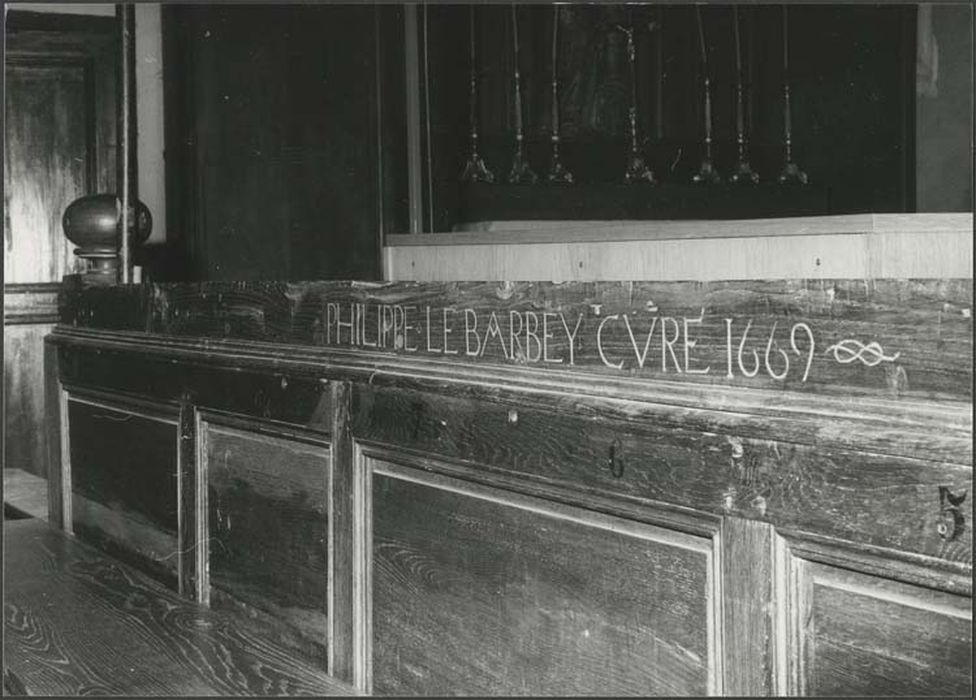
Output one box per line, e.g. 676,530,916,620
460,5,494,183
546,4,573,183
508,3,537,184
618,9,655,184
778,6,808,185
692,6,721,184
730,5,759,184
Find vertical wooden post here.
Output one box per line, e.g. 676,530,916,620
720,516,776,695
177,396,198,601
43,338,68,531
117,3,137,284
331,381,358,686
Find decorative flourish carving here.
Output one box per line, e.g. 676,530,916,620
824,340,900,367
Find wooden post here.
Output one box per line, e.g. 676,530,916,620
116,3,137,284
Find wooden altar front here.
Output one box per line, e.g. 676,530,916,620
40,270,972,696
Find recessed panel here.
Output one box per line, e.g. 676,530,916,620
370,465,714,696
204,421,331,653
68,397,179,583
804,563,972,696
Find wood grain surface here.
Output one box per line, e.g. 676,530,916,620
4,323,54,478
369,467,714,696
352,385,972,567
802,562,972,696
56,337,333,434
67,396,180,582
2,468,48,520
2,519,353,697
202,420,331,656
58,279,973,402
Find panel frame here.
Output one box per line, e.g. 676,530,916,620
357,444,724,696
773,531,973,696
60,385,182,587
194,407,334,667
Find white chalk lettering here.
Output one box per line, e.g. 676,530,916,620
464,308,481,357
480,311,509,360
326,302,337,345
623,313,658,369
393,305,406,350
336,303,354,346
724,318,735,378
509,310,525,361
559,312,585,366
524,311,542,362
764,322,790,379
661,316,682,373
597,315,624,370
683,308,710,374
443,308,459,355
790,322,815,382
403,305,419,352
425,305,440,353
542,313,563,364
737,320,760,377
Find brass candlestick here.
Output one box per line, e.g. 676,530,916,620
692,6,721,185
508,4,537,184
618,10,655,184
546,4,573,183
778,7,808,185
460,5,494,183
729,6,759,185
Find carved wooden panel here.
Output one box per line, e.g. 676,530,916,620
368,458,719,696
67,393,179,586
201,417,332,662
58,279,974,403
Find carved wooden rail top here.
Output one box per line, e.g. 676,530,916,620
53,278,972,464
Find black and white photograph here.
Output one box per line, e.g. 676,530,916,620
2,0,973,696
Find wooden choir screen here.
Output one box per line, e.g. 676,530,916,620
46,278,972,695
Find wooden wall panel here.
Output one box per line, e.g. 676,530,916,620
369,462,716,696
352,385,972,567
67,396,179,585
3,60,86,283
4,323,54,476
4,12,118,283
800,562,972,697
201,420,331,661
162,4,388,282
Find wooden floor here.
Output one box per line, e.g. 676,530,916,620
2,469,48,521
2,519,356,697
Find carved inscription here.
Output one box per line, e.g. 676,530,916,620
321,302,902,383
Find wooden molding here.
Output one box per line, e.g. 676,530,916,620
47,326,972,467
4,283,60,325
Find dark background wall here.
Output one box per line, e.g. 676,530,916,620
422,4,918,229
160,4,406,282
152,3,968,281
916,3,974,212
